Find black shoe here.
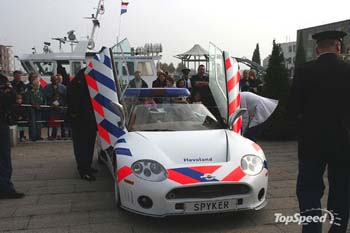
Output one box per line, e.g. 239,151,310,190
90,167,98,173
0,191,25,199
80,173,96,181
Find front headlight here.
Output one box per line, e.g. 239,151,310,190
131,160,168,182
241,155,264,176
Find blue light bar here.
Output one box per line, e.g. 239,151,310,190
123,88,191,98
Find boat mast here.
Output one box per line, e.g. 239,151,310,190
88,0,105,50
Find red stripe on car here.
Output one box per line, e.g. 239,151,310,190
222,166,246,182
117,166,132,183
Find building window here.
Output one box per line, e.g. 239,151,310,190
308,33,313,40
289,46,292,53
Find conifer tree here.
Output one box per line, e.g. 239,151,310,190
252,43,261,65
261,40,295,139
262,40,289,100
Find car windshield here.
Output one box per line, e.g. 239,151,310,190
125,97,224,131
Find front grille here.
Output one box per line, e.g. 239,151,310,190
166,184,251,200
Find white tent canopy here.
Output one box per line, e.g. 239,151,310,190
177,44,209,57
175,44,209,71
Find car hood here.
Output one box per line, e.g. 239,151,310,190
134,130,228,164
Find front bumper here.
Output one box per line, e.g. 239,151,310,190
118,172,268,217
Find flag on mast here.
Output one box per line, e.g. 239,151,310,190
120,2,129,15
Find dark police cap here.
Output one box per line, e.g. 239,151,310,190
312,30,347,42
181,68,190,73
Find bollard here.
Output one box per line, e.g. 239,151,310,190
9,125,17,147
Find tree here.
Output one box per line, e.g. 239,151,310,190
176,63,187,73
159,63,169,72
260,40,296,139
168,63,176,74
262,40,289,99
252,43,261,65
295,32,306,67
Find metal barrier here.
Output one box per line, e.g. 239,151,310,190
13,104,71,142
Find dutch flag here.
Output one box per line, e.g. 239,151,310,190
121,2,129,15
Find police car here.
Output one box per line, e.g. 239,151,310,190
97,88,268,217
90,43,268,217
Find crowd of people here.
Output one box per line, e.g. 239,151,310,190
129,64,212,105
7,71,70,142
239,69,263,94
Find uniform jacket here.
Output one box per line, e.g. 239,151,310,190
289,53,350,161
66,68,97,131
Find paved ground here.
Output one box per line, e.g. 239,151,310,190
0,140,347,233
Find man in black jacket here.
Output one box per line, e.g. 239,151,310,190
10,70,25,94
0,73,25,199
128,71,148,88
289,31,350,233
66,69,97,181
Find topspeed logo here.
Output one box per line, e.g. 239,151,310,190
275,209,341,226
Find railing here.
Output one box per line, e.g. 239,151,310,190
13,104,71,142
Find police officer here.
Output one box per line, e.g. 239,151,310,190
289,31,350,233
67,69,97,181
180,68,192,91
0,73,25,199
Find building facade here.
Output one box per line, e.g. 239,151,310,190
279,41,296,78
297,19,350,61
0,45,11,75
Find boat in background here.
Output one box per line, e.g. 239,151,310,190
18,0,105,86
111,38,162,89
18,0,162,89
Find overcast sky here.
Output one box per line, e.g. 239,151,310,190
1,0,350,67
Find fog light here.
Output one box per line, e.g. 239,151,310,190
137,196,153,209
166,192,176,199
258,188,265,201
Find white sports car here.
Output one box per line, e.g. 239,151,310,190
97,87,268,217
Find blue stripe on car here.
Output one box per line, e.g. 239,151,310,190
115,148,132,156
172,167,219,182
117,138,126,143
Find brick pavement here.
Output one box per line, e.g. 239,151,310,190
0,140,348,233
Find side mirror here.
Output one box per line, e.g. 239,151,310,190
228,108,247,130
110,102,126,129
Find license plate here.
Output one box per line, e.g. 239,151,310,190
185,199,237,213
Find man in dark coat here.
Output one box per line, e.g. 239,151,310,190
67,68,97,181
180,68,192,91
0,73,25,199
190,65,220,120
128,71,148,88
10,70,25,94
289,30,350,233
190,65,209,103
